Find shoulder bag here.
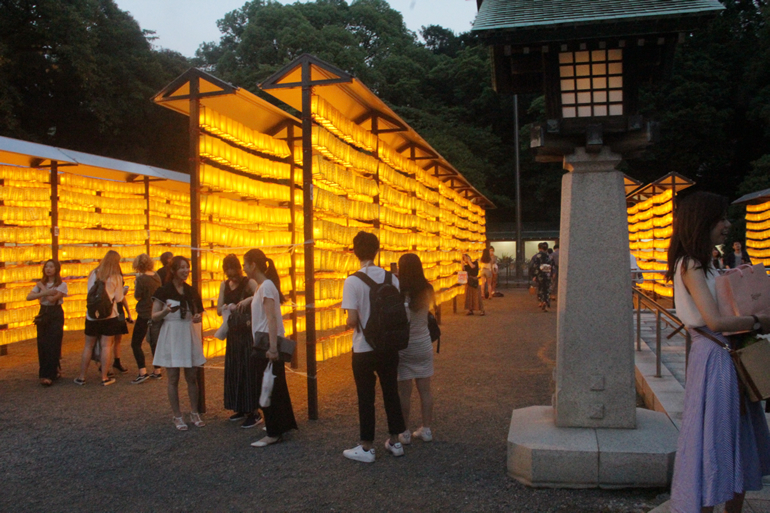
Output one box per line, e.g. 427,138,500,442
253,332,296,363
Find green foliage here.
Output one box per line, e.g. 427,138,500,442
196,0,561,219
634,1,770,198
0,0,190,170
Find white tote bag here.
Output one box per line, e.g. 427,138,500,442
260,361,275,408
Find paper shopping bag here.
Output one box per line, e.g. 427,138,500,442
715,263,770,317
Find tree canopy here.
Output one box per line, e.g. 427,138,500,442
2,0,770,228
0,0,189,170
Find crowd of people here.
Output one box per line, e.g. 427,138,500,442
28,232,438,455
27,219,770,491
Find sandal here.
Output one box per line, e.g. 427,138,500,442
190,412,205,428
480,311,486,316
39,378,53,386
173,416,188,431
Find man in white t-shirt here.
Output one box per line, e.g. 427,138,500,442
341,231,406,462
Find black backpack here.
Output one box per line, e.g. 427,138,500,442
87,278,114,319
354,271,409,352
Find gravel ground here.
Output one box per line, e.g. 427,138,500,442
0,289,668,512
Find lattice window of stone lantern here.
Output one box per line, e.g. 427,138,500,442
559,49,623,119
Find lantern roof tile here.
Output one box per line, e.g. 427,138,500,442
473,0,724,34
733,188,770,206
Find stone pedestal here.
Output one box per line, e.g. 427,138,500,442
555,147,636,429
507,406,678,488
507,147,679,488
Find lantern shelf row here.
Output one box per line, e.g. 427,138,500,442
746,200,770,266
628,189,674,298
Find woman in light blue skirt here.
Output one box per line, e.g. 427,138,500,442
666,192,770,513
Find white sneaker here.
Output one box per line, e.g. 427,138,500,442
343,445,375,463
398,430,412,445
413,427,433,442
385,439,404,457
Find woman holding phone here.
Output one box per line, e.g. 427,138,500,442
152,256,206,431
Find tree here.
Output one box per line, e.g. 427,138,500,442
0,0,190,171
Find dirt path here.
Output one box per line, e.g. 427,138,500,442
0,289,666,512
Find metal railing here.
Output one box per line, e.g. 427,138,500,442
632,286,691,378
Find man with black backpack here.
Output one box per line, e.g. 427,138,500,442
341,231,408,463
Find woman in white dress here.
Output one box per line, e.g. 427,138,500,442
151,256,206,431
396,253,435,445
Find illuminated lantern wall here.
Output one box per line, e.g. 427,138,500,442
196,104,299,358
193,99,486,362
308,95,485,361
628,189,673,298
745,200,770,268
0,165,172,346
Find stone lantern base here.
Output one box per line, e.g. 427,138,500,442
507,406,678,488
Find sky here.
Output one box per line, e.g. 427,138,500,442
114,0,480,58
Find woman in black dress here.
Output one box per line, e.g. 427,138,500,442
218,254,260,428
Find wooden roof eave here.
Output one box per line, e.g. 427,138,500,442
260,54,495,209
0,135,189,191
153,68,302,141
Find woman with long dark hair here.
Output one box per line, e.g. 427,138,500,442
152,256,206,431
666,192,770,513
395,253,435,445
218,254,260,428
27,259,67,386
243,248,297,447
75,250,125,386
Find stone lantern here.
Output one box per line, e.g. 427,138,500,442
473,0,724,489
476,0,723,159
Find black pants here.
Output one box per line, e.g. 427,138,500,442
130,316,158,369
36,305,64,380
255,358,298,438
352,350,406,442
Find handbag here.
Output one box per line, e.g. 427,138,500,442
428,311,441,344
715,263,770,322
457,271,468,285
696,328,770,402
253,331,296,363
468,276,479,289
260,361,275,408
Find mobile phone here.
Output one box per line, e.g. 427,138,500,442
390,262,398,275
168,305,180,313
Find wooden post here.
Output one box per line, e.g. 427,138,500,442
301,61,318,420
50,161,59,261
188,75,206,414
287,124,299,370
144,176,151,256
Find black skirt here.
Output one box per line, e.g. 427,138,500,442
255,357,298,438
223,311,261,413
